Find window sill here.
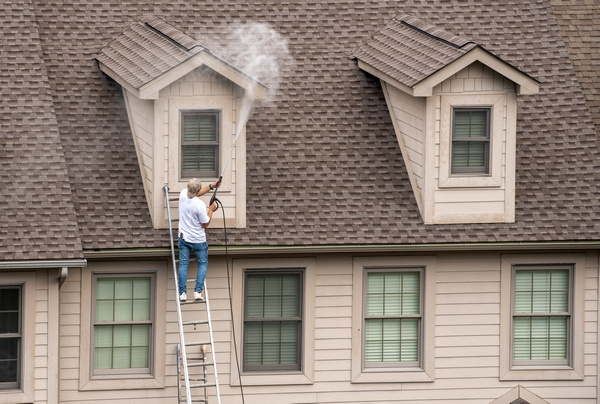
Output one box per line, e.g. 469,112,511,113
80,376,165,391
439,174,501,188
0,389,35,404
352,367,434,384
501,366,583,381
230,371,313,386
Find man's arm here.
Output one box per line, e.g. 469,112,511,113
197,180,221,197
201,202,218,228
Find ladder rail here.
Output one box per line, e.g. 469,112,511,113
164,185,193,404
203,284,221,404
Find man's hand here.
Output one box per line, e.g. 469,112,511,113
211,179,221,189
209,201,218,212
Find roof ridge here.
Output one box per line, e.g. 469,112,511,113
140,15,208,53
399,14,476,50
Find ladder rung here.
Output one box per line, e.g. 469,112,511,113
179,399,207,403
182,320,208,326
171,218,179,222
186,341,212,346
180,299,205,305
169,197,179,202
188,362,214,367
189,383,217,389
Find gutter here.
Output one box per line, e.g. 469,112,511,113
83,241,600,259
0,259,87,269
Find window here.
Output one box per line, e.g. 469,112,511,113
79,262,166,391
0,286,21,389
500,254,584,381
243,271,302,371
181,110,220,178
352,256,435,383
512,267,571,366
451,108,491,175
92,275,154,375
364,270,421,367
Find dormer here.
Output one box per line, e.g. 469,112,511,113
353,14,539,224
96,16,267,229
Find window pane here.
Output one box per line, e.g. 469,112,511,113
0,337,19,383
452,141,486,167
0,288,19,311
114,300,133,321
365,318,419,362
94,277,152,372
454,110,488,138
183,114,217,142
367,272,420,316
515,269,569,314
182,146,217,172
513,316,568,360
243,272,302,370
0,288,20,334
133,278,151,299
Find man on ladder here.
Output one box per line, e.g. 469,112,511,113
178,177,221,302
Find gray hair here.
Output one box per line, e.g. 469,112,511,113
186,178,202,198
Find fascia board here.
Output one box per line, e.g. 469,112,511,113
356,59,417,96
98,62,142,98
413,47,540,96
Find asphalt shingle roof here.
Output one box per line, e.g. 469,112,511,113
96,15,208,90
351,14,477,87
0,0,82,261
1,0,599,258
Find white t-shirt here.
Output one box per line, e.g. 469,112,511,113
178,188,210,243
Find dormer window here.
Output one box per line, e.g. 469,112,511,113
96,16,267,229
181,110,220,178
352,13,539,224
451,108,491,175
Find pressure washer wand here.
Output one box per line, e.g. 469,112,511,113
208,129,242,211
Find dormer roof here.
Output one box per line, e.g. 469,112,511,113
96,15,267,100
352,14,539,96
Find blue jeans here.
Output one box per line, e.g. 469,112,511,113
178,239,208,294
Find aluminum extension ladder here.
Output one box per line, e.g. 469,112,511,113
164,185,222,404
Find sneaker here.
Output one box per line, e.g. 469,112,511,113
194,291,205,301
179,292,187,302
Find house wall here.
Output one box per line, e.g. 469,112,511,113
382,82,426,215
58,250,599,404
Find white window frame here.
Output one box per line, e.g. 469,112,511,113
79,261,167,390
91,273,155,376
166,97,233,194
500,254,585,381
0,272,35,404
352,256,436,383
439,93,510,188
231,258,316,386
180,109,221,179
